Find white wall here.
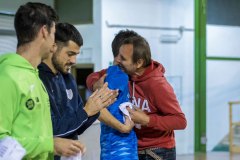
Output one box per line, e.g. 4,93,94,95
75,0,102,71
0,0,54,55
100,0,194,155
0,13,16,54
78,1,240,156
0,0,195,158
206,25,240,151
207,25,240,58
0,36,17,54
101,0,193,69
77,0,195,157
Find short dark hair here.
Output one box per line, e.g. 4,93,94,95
55,23,83,47
14,2,58,47
122,35,151,67
112,30,139,57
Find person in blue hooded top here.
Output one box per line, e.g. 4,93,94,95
100,65,138,160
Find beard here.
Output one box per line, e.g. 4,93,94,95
118,64,136,76
118,64,129,74
52,55,69,74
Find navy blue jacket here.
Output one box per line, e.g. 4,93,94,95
38,63,99,139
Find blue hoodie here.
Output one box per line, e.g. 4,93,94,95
100,65,138,160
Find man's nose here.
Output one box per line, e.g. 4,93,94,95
70,55,77,64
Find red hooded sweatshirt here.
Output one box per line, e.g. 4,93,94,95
86,60,187,150
130,60,186,150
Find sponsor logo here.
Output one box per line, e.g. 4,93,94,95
25,99,35,110
66,89,73,100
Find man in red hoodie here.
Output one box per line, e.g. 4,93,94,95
87,32,187,160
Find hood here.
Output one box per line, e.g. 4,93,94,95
0,53,35,71
38,62,55,75
131,60,165,82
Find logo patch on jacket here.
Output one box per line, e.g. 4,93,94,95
26,99,35,110
66,89,73,100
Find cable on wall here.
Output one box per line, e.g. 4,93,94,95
106,21,194,43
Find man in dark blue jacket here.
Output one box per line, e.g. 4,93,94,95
38,23,118,159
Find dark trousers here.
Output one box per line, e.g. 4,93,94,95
138,147,176,160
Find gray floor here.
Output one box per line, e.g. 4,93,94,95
177,152,240,160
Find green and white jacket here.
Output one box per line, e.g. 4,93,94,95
0,53,53,160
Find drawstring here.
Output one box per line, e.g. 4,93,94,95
132,82,135,98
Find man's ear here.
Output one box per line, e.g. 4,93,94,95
136,59,144,69
50,43,57,53
41,25,48,39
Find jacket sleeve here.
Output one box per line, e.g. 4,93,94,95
86,69,107,91
40,73,89,137
0,77,18,140
76,94,100,135
52,93,100,137
51,95,89,137
77,114,99,135
147,78,187,131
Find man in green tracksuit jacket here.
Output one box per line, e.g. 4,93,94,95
0,2,58,159
0,54,53,159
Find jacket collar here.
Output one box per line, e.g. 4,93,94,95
38,62,60,76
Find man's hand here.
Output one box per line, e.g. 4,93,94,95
54,137,86,157
84,82,118,116
126,106,150,126
92,74,106,91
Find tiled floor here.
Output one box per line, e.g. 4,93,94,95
177,152,240,160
